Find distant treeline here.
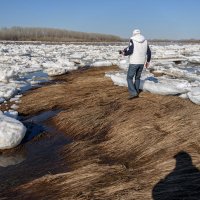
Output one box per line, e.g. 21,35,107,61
0,27,123,42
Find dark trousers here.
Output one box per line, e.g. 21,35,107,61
127,64,144,96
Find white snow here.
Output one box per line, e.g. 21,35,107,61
0,43,123,105
141,77,191,95
91,61,113,67
0,113,26,150
4,110,18,119
44,65,78,76
0,68,16,83
106,70,192,95
188,56,200,64
109,72,127,87
0,83,17,100
187,87,200,105
105,43,200,105
0,42,200,107
44,67,67,76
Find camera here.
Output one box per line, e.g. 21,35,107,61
118,50,123,54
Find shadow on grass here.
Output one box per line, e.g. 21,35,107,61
152,151,200,200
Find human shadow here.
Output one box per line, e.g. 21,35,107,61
152,151,200,200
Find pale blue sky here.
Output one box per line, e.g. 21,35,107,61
0,0,200,39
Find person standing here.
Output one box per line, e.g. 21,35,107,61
119,29,151,99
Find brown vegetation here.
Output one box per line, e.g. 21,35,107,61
0,27,123,42
1,66,200,199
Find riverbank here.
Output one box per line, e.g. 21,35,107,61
1,66,200,199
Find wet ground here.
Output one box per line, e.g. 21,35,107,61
0,108,72,192
1,66,200,200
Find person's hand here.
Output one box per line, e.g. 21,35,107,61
145,62,150,68
118,50,123,55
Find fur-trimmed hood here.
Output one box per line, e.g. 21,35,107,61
131,34,146,43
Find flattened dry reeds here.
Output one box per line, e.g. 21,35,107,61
3,66,200,199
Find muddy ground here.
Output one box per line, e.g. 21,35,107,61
1,66,200,200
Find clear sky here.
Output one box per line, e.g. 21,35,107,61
0,0,200,39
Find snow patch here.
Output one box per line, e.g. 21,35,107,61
0,113,26,150
187,87,200,105
91,61,113,67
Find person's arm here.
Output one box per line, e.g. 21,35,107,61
120,39,134,56
145,45,151,68
124,39,134,56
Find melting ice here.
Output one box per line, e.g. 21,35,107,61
0,42,200,149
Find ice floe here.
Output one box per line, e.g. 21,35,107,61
4,109,18,119
0,112,26,150
187,87,200,105
106,66,200,105
0,42,200,109
91,60,113,67
105,43,200,105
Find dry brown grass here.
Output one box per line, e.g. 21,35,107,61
2,66,200,199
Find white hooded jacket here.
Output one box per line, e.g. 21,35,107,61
129,34,148,64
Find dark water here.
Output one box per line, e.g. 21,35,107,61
21,110,62,143
0,109,72,193
19,71,50,93
23,71,48,80
0,109,71,168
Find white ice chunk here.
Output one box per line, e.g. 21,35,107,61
70,52,85,59
179,93,188,99
11,104,19,110
119,59,129,70
44,68,67,76
187,87,200,105
0,84,17,100
9,96,20,102
4,110,18,119
0,69,15,83
109,72,127,87
107,71,191,96
0,114,26,150
91,61,113,67
188,56,200,64
141,78,190,95
64,66,78,72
